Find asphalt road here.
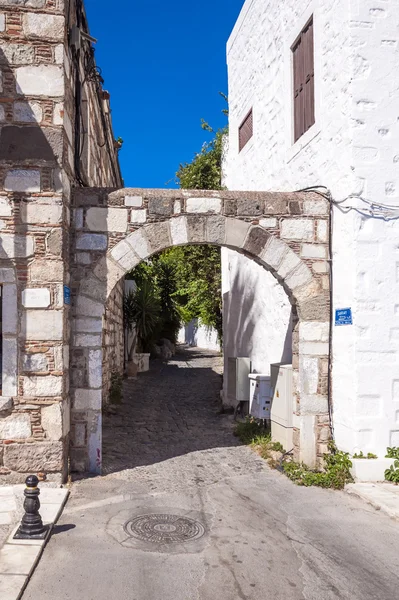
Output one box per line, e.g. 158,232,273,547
22,349,399,600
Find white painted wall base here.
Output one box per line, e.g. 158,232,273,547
350,459,396,483
178,320,220,352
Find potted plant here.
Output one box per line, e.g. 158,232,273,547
123,281,161,376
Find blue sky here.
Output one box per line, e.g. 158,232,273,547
84,0,244,188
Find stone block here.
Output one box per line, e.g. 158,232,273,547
4,169,40,193
72,422,87,448
125,229,150,259
0,42,34,65
2,337,17,396
74,334,101,347
20,203,62,225
47,228,63,256
29,260,63,282
23,353,48,372
13,101,42,123
299,322,329,343
264,198,288,214
130,209,147,224
76,233,108,251
285,263,313,291
299,357,319,395
259,218,277,228
0,104,4,122
148,197,173,215
281,219,314,241
76,295,105,318
300,394,329,416
312,261,329,274
206,216,225,245
299,292,330,322
23,13,64,41
187,216,206,243
41,403,62,441
237,198,262,216
304,199,328,215
299,341,329,356
0,198,12,216
88,349,102,388
2,284,17,334
22,288,51,308
277,250,301,278
186,197,221,214
0,234,34,258
23,375,62,397
86,207,128,232
0,14,4,32
16,65,64,97
301,244,327,259
4,441,63,473
170,216,188,246
174,200,181,214
0,414,31,440
53,346,63,371
0,397,13,412
260,236,288,269
74,389,102,410
75,318,103,333
224,217,250,248
317,220,328,242
243,226,270,256
125,196,143,207
79,277,107,304
54,44,64,64
143,222,171,254
22,310,63,341
0,268,15,283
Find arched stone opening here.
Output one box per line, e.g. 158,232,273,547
70,189,330,474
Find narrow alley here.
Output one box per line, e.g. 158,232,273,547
22,349,399,600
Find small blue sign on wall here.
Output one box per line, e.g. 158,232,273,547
64,285,71,305
335,308,352,326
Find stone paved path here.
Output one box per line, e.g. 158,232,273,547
22,348,399,600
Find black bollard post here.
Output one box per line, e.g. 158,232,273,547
13,475,49,540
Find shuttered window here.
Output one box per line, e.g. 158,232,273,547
292,18,314,142
239,109,253,152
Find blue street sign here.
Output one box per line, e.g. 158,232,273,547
64,285,71,305
335,308,352,326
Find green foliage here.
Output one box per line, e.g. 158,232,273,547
123,282,161,353
270,441,284,452
385,460,399,483
353,451,378,459
109,371,123,405
234,417,269,445
283,443,353,490
386,447,399,459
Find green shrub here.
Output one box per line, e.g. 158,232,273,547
385,460,399,484
353,451,378,459
386,447,399,459
283,443,353,490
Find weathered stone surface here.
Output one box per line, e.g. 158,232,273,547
170,216,188,246
0,198,11,217
4,442,63,473
301,244,327,259
0,397,13,412
22,288,51,308
187,216,205,243
47,228,63,255
237,198,263,216
130,209,147,224
23,353,48,373
0,414,31,440
186,197,221,214
317,220,328,242
0,234,35,258
148,198,173,215
86,208,128,232
20,203,62,225
281,219,314,241
299,357,319,395
259,218,277,228
299,322,329,343
206,216,225,245
23,375,63,397
2,338,17,397
0,1,45,5
88,349,102,388
23,13,64,41
144,222,170,254
285,262,313,291
298,293,330,321
74,389,102,410
16,65,64,97
22,310,63,341
0,13,4,32
277,250,301,278
75,318,103,333
304,199,328,215
76,233,108,251
225,218,251,248
2,284,17,334
41,403,63,441
4,169,40,193
125,196,143,207
243,226,270,256
0,42,34,65
76,295,104,318
0,268,15,283
74,334,101,347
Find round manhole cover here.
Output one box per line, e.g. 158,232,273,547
124,514,205,545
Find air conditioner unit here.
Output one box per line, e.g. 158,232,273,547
270,364,293,451
248,374,272,419
227,357,251,403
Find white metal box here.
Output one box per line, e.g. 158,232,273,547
227,357,251,402
248,374,272,419
270,364,293,450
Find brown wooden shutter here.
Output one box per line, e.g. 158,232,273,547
239,109,253,152
293,17,314,142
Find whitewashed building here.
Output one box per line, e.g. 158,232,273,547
223,0,399,463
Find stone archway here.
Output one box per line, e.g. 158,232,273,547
70,188,330,473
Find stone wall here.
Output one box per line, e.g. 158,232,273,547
224,0,399,458
0,0,121,481
102,278,124,407
70,187,330,473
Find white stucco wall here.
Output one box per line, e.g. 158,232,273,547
224,0,399,456
178,320,220,352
